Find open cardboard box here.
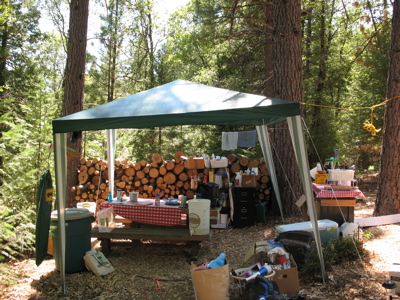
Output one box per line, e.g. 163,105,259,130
184,157,205,169
244,241,300,295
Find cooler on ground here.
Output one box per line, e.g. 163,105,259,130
276,219,339,244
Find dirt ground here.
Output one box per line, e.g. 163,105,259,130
1,184,400,300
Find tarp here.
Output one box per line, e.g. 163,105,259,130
51,79,326,293
35,170,53,266
52,80,300,133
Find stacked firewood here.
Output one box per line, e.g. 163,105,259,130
71,152,272,208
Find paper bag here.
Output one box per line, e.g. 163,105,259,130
84,250,115,276
191,262,229,300
97,206,116,233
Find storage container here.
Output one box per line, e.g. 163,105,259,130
315,173,328,184
188,199,210,235
210,158,228,168
328,170,355,181
276,219,339,243
51,208,95,273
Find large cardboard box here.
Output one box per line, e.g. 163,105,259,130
244,241,300,294
241,175,257,187
184,157,205,169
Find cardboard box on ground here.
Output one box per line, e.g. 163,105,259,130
244,241,300,295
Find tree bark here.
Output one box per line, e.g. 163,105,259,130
271,0,303,217
63,0,89,208
374,0,400,216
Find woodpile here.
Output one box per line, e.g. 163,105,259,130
71,152,272,209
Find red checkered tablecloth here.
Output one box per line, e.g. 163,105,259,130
312,183,366,199
100,200,183,226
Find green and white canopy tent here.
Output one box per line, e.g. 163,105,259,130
52,79,325,293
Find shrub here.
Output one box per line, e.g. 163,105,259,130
0,205,36,262
300,237,369,281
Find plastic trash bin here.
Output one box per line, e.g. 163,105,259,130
51,208,95,273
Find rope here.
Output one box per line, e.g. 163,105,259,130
300,95,400,136
267,130,299,217
301,117,324,166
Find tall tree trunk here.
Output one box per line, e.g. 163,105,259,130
374,0,400,216
107,0,120,103
313,0,326,125
0,16,8,190
62,0,89,208
270,0,303,217
264,1,274,96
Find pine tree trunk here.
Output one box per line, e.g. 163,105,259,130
62,0,89,208
271,0,303,217
374,0,400,216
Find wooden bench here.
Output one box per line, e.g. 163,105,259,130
91,227,211,259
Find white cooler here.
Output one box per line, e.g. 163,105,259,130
276,219,339,244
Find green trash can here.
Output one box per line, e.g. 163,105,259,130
51,208,95,273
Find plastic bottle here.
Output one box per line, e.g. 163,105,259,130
155,193,160,206
235,172,242,187
209,170,214,183
203,174,208,183
117,189,123,201
107,192,112,202
334,148,339,160
190,176,195,189
245,265,271,282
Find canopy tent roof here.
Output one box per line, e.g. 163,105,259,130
52,79,300,133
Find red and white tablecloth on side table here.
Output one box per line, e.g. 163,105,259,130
100,200,183,226
312,183,366,199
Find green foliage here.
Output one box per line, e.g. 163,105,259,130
301,0,390,170
0,205,36,262
0,263,18,287
300,237,369,281
363,231,374,239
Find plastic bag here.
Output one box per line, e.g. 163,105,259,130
97,206,116,233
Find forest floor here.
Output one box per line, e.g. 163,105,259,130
1,177,400,300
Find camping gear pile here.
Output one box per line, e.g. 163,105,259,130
191,231,315,300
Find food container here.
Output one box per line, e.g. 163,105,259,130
328,170,355,181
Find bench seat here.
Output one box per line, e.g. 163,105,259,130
91,227,211,259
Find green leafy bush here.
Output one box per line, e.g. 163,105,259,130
0,205,36,262
0,263,18,287
300,237,369,281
